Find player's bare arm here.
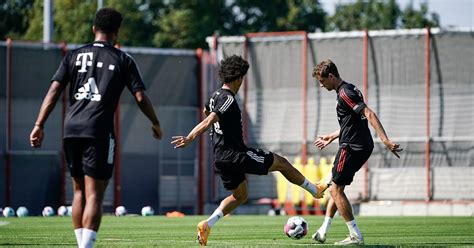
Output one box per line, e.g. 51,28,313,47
171,112,219,149
314,129,340,150
30,81,65,148
133,90,162,139
362,106,403,158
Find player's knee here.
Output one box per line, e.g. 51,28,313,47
233,191,248,204
273,154,290,171
329,184,344,198
86,192,104,204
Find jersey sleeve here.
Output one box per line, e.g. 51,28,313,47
211,94,234,119
124,54,146,93
51,52,71,85
339,86,366,114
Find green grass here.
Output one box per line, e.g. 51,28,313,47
0,215,473,247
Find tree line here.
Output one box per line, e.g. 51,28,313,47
1,0,439,49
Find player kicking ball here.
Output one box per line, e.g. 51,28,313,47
311,59,402,245
171,55,328,246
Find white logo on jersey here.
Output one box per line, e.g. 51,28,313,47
76,52,93,72
75,77,101,101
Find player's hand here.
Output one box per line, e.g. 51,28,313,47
152,124,162,139
314,135,333,150
30,126,44,148
171,136,192,149
383,139,403,158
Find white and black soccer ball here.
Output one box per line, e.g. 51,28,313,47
16,206,29,217
115,206,127,217
141,206,154,216
3,207,15,217
284,216,308,240
57,206,68,216
42,206,55,217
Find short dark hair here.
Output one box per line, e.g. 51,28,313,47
94,8,123,34
218,55,249,84
313,59,340,78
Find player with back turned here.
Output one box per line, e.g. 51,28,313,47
29,8,162,248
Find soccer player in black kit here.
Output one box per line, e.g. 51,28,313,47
172,55,327,246
29,8,162,248
311,59,402,245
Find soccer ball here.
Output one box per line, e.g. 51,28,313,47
284,216,308,240
3,207,15,217
66,206,73,216
115,206,127,216
42,206,55,217
16,206,29,217
58,206,68,216
141,206,154,216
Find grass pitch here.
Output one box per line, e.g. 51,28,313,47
0,215,473,247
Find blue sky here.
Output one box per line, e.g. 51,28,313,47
320,0,474,28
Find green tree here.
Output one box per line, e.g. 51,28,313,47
153,0,232,49
401,2,439,28
328,0,439,31
0,0,34,39
328,0,401,31
228,0,326,33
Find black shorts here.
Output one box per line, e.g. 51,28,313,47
214,148,274,190
332,144,373,185
64,136,115,180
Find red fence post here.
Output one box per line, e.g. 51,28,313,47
60,42,68,205
362,30,369,201
114,43,122,208
5,38,12,206
302,32,308,165
425,27,432,202
196,48,204,215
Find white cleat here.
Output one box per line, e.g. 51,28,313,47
334,235,364,245
312,231,326,243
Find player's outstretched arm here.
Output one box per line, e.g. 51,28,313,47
314,129,340,150
133,90,162,139
30,81,65,148
362,106,403,158
171,112,219,149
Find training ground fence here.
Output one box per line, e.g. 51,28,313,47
1,28,473,216
204,28,474,207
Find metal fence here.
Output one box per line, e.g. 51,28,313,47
0,41,201,215
205,28,474,203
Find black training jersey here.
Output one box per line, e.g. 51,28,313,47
205,88,247,160
336,82,374,150
52,41,145,139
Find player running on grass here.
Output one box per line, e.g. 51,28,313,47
171,55,328,246
311,59,402,245
30,8,162,248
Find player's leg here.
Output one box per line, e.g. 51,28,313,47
330,146,367,245
268,153,328,198
312,195,337,243
80,136,114,248
72,177,85,246
82,176,109,248
64,138,86,247
197,160,248,246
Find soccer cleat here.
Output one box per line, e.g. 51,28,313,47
334,235,364,245
315,181,330,199
312,231,326,243
196,220,211,246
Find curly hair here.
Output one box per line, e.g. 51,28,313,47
94,8,123,34
313,59,340,78
218,55,249,84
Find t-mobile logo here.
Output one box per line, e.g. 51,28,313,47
75,77,101,101
75,52,93,72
